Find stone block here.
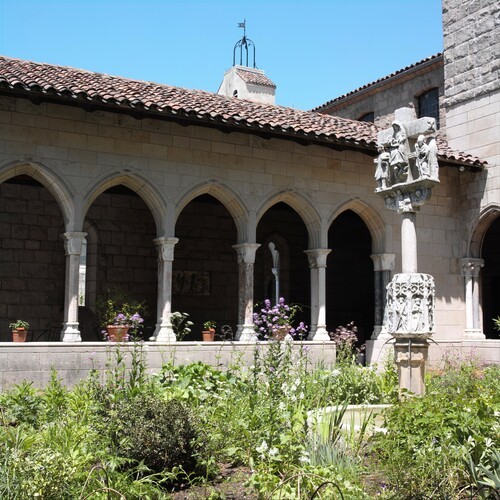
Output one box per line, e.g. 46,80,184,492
19,262,48,279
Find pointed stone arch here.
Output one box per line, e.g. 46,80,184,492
468,204,500,257
329,199,385,254
255,190,322,248
82,172,166,236
175,180,248,243
0,159,74,228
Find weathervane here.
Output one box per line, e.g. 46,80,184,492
233,19,257,68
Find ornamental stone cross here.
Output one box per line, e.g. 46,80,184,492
375,107,439,213
374,107,440,396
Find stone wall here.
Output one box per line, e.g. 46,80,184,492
173,196,239,339
0,180,65,340
319,59,445,130
443,0,500,107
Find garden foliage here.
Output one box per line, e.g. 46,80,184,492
0,343,497,498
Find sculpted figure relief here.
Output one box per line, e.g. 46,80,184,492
375,112,440,194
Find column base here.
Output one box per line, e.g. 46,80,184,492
152,320,177,343
307,325,330,341
236,324,258,342
371,325,393,340
463,329,486,340
394,337,429,396
61,323,81,342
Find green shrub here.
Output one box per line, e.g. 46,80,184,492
374,361,500,498
109,394,200,475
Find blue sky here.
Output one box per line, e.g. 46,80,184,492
0,0,443,110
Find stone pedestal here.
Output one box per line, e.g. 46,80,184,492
394,337,429,396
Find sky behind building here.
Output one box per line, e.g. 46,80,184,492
0,0,443,110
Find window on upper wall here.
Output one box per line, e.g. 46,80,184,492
358,111,375,123
417,88,440,129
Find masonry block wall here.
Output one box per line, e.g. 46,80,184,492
173,196,239,339
0,93,475,342
0,180,65,340
318,59,445,129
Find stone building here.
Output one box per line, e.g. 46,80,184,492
0,0,498,367
314,0,500,343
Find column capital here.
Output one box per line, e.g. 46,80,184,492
61,232,87,255
233,243,261,264
154,237,179,262
370,253,396,271
461,258,484,277
304,248,331,268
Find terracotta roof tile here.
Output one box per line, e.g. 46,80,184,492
236,68,276,88
0,55,484,168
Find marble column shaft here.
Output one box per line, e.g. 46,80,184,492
61,232,87,342
153,237,178,342
461,258,485,338
233,243,260,341
304,249,331,341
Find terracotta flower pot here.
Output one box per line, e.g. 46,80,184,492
202,329,215,342
106,325,130,342
12,328,27,342
271,326,289,341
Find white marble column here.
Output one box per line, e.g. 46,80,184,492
304,249,331,341
233,243,260,341
61,232,87,342
401,211,418,274
461,258,485,339
152,237,178,342
370,253,396,339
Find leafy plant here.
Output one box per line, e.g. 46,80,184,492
203,320,216,331
170,311,193,341
109,394,201,475
8,319,29,330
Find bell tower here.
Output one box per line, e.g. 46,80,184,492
217,20,276,104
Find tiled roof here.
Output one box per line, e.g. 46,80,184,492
0,55,484,167
236,68,276,88
312,53,444,112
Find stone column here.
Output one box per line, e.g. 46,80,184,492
401,211,418,274
370,253,396,339
152,237,178,342
233,243,260,341
304,249,331,341
461,258,485,339
61,232,87,342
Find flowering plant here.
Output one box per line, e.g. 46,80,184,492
103,312,144,341
329,321,365,362
253,297,308,340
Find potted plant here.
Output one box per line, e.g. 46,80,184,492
10,320,30,342
202,320,216,342
104,312,144,342
96,288,148,342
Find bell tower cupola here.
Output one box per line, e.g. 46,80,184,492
217,20,276,104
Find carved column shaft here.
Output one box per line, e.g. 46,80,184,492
61,232,87,342
233,243,260,341
153,237,178,342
